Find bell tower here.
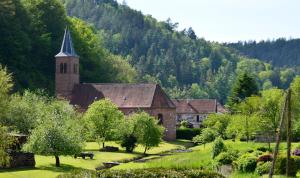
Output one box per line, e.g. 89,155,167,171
55,27,79,99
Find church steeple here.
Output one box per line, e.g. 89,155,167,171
55,27,79,99
55,27,77,57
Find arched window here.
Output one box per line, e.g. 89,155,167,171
63,63,67,73
60,63,64,73
157,114,163,125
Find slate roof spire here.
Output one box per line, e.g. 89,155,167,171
55,27,78,57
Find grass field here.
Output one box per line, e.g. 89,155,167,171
113,140,300,178
0,140,188,178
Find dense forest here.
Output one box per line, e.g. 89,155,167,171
0,0,299,103
61,0,298,102
227,38,300,67
0,0,136,93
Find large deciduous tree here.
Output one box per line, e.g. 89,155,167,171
23,100,84,167
84,99,124,148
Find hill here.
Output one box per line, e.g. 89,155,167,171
227,38,300,67
61,0,297,103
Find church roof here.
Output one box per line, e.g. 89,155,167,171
70,83,175,109
55,27,78,57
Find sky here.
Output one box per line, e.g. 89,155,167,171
116,0,300,42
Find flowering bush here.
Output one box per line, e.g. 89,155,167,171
293,149,300,156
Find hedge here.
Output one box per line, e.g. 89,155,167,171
176,128,201,140
58,169,224,178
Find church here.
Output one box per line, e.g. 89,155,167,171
54,28,176,140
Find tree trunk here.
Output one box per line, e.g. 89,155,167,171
246,116,249,142
143,146,148,155
55,155,60,167
102,142,105,148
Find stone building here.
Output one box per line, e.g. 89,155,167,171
172,99,226,128
55,28,176,140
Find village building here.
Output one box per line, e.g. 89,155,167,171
55,28,176,140
172,99,226,128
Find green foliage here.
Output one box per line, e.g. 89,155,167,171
255,161,271,175
130,112,164,154
211,137,226,159
193,128,217,147
0,126,16,168
84,99,124,148
23,100,84,167
274,155,297,176
235,153,257,172
176,128,201,140
120,134,137,153
227,73,258,110
215,150,239,165
0,66,12,119
203,114,230,138
0,0,136,94
3,90,49,134
58,168,224,178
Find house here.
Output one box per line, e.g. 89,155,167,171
54,28,176,140
172,99,226,128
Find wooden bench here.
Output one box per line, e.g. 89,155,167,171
74,152,94,159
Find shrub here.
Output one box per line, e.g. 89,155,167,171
257,154,272,163
274,155,297,176
177,128,201,140
245,149,254,153
235,153,257,172
215,150,239,165
212,137,226,159
256,146,272,152
120,134,137,153
256,161,271,175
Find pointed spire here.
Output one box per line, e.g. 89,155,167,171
55,27,78,57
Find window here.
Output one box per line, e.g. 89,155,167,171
196,115,200,122
63,63,67,73
157,114,163,125
60,63,64,73
73,64,78,74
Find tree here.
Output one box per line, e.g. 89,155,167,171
131,112,164,154
23,100,84,167
203,114,231,138
119,118,138,153
3,90,49,134
257,89,284,148
212,137,226,158
227,73,258,111
0,65,12,119
236,96,261,142
0,126,16,168
193,128,217,148
84,99,124,148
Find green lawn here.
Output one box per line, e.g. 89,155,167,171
0,140,187,178
113,140,300,177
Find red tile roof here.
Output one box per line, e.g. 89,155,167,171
70,83,175,109
172,99,219,114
